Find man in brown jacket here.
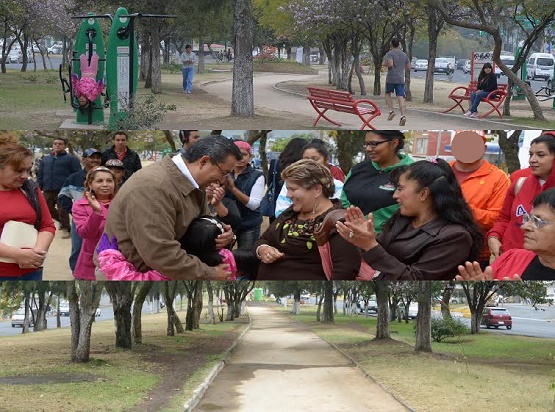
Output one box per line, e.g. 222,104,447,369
98,135,242,280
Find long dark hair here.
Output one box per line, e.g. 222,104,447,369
279,137,307,169
179,216,224,266
479,63,493,80
384,158,484,260
302,139,330,162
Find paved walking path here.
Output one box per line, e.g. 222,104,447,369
194,306,409,411
202,72,535,130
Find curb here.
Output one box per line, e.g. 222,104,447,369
182,311,252,412
317,331,416,412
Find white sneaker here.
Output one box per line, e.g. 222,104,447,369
464,111,472,117
469,112,478,118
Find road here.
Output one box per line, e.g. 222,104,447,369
411,68,549,93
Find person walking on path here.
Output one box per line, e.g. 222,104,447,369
101,131,142,184
37,138,81,239
181,44,196,94
194,305,408,412
382,37,411,127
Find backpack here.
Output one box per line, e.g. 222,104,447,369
20,180,42,230
260,159,279,217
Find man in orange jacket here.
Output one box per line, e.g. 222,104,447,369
449,131,510,269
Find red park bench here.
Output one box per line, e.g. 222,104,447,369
307,87,381,130
443,81,508,119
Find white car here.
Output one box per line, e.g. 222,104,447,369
7,49,22,64
494,56,515,78
11,308,34,328
463,60,471,74
59,303,70,316
48,45,62,54
413,59,428,72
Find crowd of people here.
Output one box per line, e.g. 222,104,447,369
1,129,554,282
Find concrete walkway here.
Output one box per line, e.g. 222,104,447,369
201,72,535,130
194,306,409,412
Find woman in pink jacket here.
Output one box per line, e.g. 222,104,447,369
72,166,117,280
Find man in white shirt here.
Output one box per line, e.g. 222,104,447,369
181,44,196,94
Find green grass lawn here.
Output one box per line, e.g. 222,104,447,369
275,304,555,411
0,310,248,412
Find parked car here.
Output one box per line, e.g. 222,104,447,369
7,49,22,64
413,59,428,72
399,302,419,319
95,307,101,317
11,308,34,328
481,307,512,329
434,58,454,74
47,44,62,54
527,53,555,80
494,55,515,78
357,299,377,314
456,58,467,70
463,60,472,74
59,302,70,316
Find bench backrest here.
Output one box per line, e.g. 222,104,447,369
307,87,354,104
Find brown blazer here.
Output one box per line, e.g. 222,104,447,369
99,155,215,280
363,215,473,280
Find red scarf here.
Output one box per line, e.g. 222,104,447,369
116,148,127,161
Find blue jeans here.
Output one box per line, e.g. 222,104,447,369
182,67,194,93
237,226,261,250
1,268,43,281
469,90,490,113
69,220,83,272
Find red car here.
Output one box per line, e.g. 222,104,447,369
481,307,512,330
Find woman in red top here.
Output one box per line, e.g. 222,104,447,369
0,137,56,280
487,133,555,259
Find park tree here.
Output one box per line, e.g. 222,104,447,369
223,280,255,320
414,281,432,352
67,281,104,363
374,281,391,340
182,281,203,331
132,282,153,344
231,0,255,116
320,281,334,323
440,280,456,320
495,129,523,173
163,281,184,335
431,0,555,121
105,281,133,349
333,130,366,174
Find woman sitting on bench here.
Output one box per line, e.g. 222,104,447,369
465,63,497,118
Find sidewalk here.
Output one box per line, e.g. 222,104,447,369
201,71,543,130
193,305,410,412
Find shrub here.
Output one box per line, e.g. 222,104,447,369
111,94,176,130
430,317,469,343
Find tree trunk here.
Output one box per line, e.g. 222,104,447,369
193,281,203,329
321,281,334,323
424,6,443,104
206,281,216,324
414,282,432,352
198,38,205,74
150,24,162,94
105,282,133,349
231,0,255,116
302,43,311,65
441,281,454,320
374,282,390,340
496,130,522,173
133,282,153,344
373,63,382,96
68,281,104,362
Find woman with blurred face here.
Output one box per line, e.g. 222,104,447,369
0,137,56,280
253,159,360,280
459,187,555,280
487,132,555,259
72,166,117,280
224,141,265,250
341,130,413,233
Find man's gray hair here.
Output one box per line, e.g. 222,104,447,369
184,135,243,164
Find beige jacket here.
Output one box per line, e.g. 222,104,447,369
99,155,215,279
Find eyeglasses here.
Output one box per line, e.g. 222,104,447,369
213,162,230,178
522,213,555,229
363,140,389,148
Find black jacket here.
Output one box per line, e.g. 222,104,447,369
101,146,142,183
